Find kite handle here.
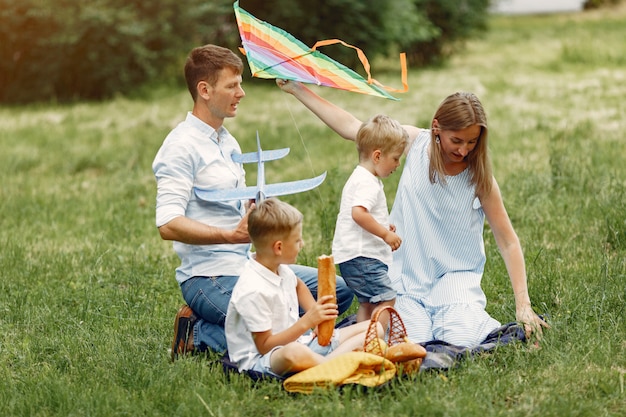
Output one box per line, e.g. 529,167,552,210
311,39,408,94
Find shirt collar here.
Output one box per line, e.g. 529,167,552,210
248,255,282,287
185,112,230,143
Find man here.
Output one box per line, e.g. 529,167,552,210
152,45,354,360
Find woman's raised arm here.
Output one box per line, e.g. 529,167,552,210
277,79,421,151
277,79,362,141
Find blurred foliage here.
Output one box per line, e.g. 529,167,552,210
0,0,491,104
0,0,239,103
240,0,435,71
583,0,623,9
401,0,491,66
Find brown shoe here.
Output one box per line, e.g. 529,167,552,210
170,305,197,361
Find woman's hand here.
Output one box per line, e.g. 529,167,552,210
276,78,303,95
516,304,550,341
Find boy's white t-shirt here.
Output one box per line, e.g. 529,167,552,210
332,165,392,266
225,256,300,372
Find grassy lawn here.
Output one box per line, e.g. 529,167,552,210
1,5,624,417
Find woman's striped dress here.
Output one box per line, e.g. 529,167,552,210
389,129,500,346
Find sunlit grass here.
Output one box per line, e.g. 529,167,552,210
1,5,625,417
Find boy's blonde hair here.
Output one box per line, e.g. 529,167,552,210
248,198,303,249
356,114,408,161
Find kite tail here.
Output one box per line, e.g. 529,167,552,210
311,39,408,94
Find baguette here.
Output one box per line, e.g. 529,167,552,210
316,254,336,346
384,340,427,363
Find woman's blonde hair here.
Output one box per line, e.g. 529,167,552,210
428,92,493,198
356,114,408,161
248,198,303,249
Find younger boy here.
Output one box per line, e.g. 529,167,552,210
225,198,378,377
333,114,408,323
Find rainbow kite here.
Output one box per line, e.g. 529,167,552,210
233,1,408,100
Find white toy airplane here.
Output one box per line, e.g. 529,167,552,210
194,132,327,203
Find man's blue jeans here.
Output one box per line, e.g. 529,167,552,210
180,264,354,353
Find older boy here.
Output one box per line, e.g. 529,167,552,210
225,199,377,377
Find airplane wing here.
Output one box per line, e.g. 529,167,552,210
194,186,258,202
194,172,327,202
232,148,289,163
194,131,326,203
261,172,327,199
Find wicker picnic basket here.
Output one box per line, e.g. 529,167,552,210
363,306,424,375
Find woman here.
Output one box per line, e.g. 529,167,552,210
277,80,548,347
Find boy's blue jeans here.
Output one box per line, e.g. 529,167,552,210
180,264,354,353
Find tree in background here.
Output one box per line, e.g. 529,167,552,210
0,0,239,103
241,0,490,70
583,0,622,8
241,0,434,71
0,0,490,104
400,0,491,66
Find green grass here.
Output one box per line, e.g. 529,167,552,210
1,5,625,417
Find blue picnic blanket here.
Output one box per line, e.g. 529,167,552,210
334,314,529,372
419,320,528,371
221,315,530,381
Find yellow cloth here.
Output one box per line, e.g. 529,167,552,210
283,351,396,394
